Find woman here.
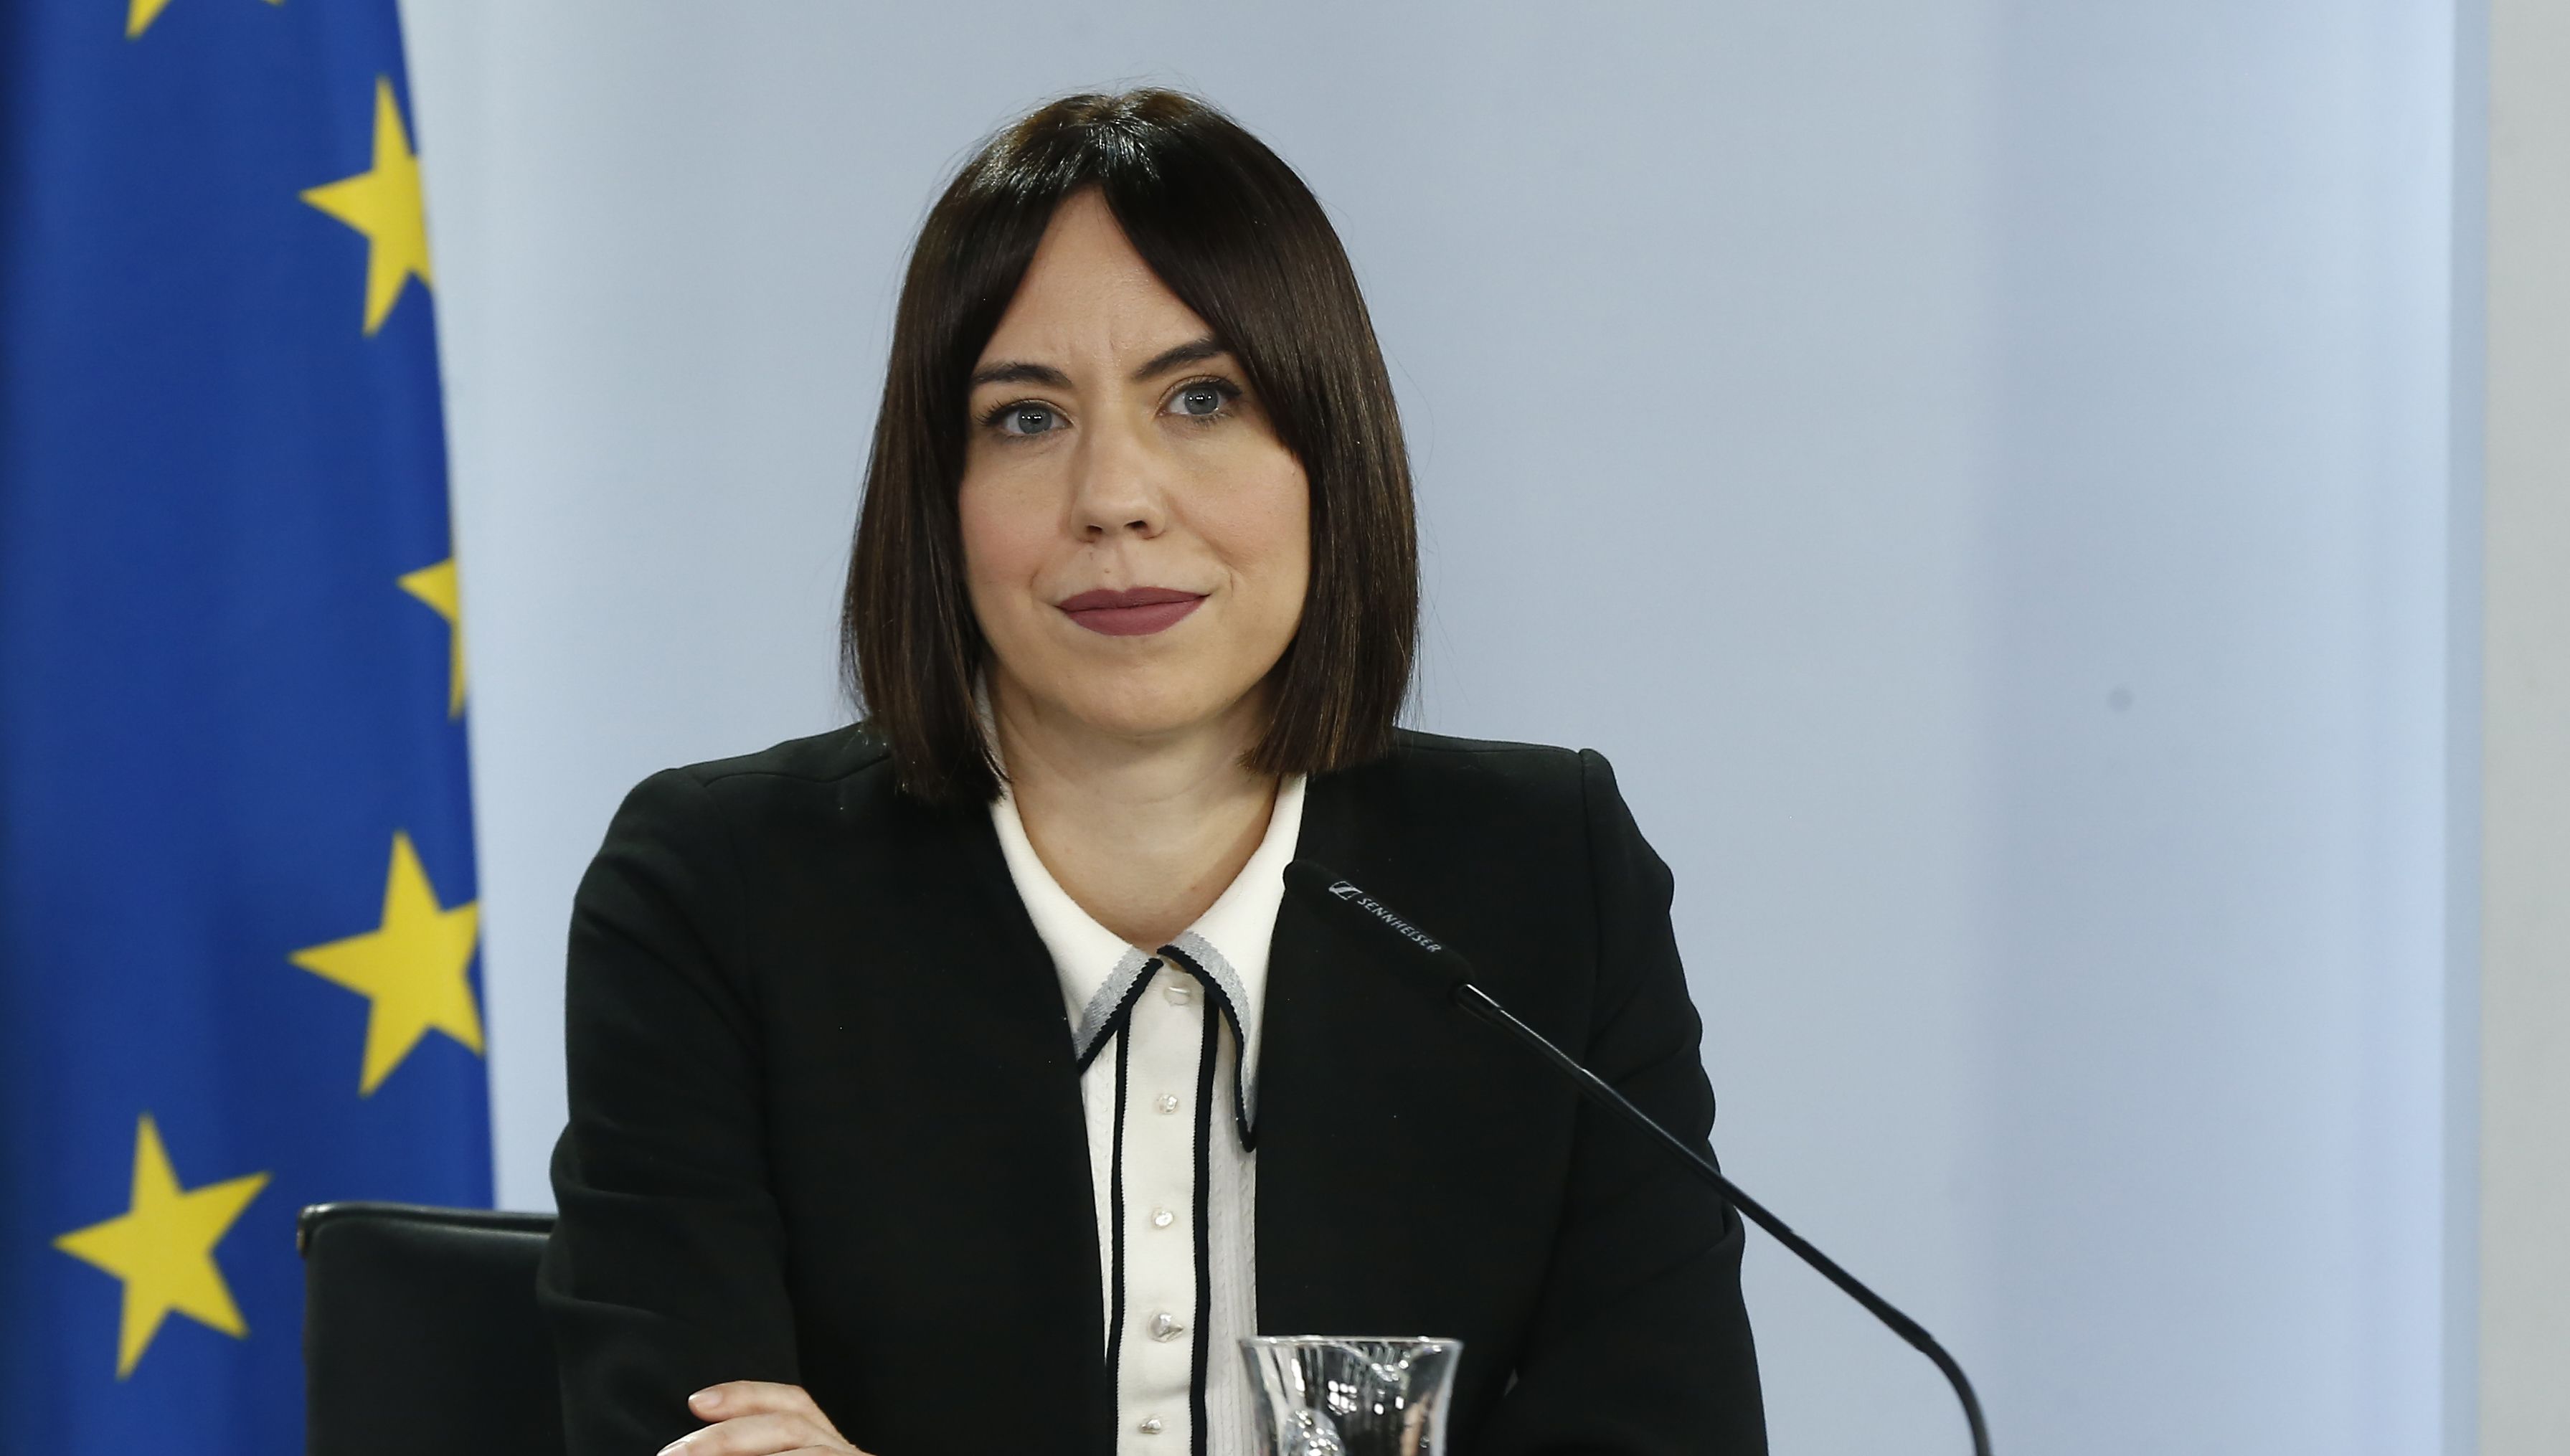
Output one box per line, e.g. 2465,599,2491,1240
538,90,1764,1456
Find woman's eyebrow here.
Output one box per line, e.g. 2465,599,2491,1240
1128,336,1227,382
968,360,1072,389
968,338,1228,392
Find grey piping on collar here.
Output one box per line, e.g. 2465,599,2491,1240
1072,947,1161,1068
1165,930,1258,1135
1067,933,1263,1147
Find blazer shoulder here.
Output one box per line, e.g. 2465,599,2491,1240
672,722,896,789
604,723,903,858
1377,727,1600,804
1366,728,1660,864
1388,724,1582,765
1313,728,1625,849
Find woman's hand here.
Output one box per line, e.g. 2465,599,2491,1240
658,1381,869,1456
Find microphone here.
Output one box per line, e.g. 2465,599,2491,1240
1284,861,1992,1456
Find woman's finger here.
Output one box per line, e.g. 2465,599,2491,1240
658,1409,848,1456
688,1381,836,1429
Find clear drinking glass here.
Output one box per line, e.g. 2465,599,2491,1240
1239,1336,1463,1456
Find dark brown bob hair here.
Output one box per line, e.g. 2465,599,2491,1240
841,89,1418,803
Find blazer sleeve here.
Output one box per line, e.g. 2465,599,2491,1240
537,767,803,1455
1477,750,1768,1455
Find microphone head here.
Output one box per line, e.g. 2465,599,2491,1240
1282,860,1478,991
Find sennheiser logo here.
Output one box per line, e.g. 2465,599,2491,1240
1329,881,1443,954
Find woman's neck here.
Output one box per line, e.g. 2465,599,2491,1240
990,673,1280,950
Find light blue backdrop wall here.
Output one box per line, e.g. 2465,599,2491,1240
400,3,2460,1450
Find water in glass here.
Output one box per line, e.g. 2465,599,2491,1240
1239,1336,1462,1456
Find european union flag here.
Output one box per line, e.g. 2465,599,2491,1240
1,2,490,1450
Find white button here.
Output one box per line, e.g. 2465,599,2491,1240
1138,1417,1165,1435
1156,1093,1181,1114
1151,1206,1175,1229
1149,1310,1186,1341
1163,983,1194,1005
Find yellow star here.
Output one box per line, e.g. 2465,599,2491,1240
399,557,467,717
126,0,283,41
53,1115,269,1378
298,76,432,336
290,831,483,1095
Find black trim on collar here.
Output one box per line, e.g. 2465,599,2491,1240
1157,939,1258,1151
1073,959,1160,1078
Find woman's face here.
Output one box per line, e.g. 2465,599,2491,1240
960,189,1310,751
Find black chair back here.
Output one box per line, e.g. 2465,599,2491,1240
298,1201,562,1456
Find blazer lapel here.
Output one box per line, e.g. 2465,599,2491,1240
884,793,1118,1449
1252,767,1509,1339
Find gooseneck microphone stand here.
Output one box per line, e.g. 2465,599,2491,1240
1286,861,1991,1456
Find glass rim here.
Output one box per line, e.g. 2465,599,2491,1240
1239,1334,1463,1347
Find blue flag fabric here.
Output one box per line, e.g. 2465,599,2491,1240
0,1,491,1450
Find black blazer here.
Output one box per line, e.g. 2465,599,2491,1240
537,725,1764,1455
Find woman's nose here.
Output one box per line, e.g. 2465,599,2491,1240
1069,413,1167,539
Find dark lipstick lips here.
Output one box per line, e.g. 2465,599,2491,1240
1057,586,1206,637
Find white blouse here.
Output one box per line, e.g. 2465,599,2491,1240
988,773,1308,1456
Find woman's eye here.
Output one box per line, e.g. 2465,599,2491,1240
1168,382,1234,420
993,402,1062,436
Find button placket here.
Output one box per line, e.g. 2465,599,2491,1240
1116,985,1203,1450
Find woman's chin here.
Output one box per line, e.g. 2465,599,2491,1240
1066,702,1236,746
1033,679,1262,749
